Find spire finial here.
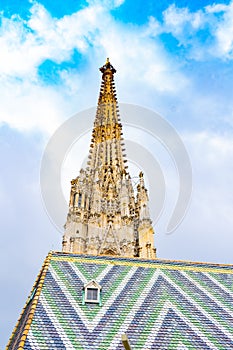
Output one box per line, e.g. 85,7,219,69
100,58,116,74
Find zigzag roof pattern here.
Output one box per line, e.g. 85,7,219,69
7,252,233,350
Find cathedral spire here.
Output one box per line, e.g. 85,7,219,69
62,59,156,259
87,58,126,175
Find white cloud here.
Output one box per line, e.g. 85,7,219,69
185,132,233,221
213,2,233,58
158,130,233,263
205,3,228,14
152,1,233,60
0,2,232,127
185,131,233,235
146,16,162,36
0,0,231,155
0,78,67,133
0,2,103,78
86,0,125,8
186,131,233,164
0,1,189,134
163,4,204,35
97,21,188,93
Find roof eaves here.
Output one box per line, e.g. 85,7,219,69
6,251,53,350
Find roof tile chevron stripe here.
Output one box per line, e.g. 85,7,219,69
7,252,233,349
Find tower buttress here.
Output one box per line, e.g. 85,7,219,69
63,59,156,258
136,172,156,259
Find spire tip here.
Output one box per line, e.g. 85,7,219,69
100,58,116,75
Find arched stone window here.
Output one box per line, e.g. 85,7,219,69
78,193,82,207
73,193,82,207
82,280,102,305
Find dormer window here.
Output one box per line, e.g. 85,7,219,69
83,280,102,305
86,288,98,301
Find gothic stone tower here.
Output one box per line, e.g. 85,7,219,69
62,59,156,259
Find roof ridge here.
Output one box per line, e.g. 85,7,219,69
50,250,233,268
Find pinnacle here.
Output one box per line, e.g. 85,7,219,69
99,58,116,75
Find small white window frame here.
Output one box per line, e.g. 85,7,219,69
83,280,102,305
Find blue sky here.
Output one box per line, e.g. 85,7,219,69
1,0,233,346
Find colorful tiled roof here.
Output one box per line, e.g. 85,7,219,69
7,252,233,349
